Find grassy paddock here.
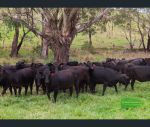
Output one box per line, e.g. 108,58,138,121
0,50,150,119
0,82,150,119
0,27,150,119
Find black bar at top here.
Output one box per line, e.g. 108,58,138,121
0,0,150,7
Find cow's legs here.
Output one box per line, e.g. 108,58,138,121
131,79,135,90
13,87,17,96
74,81,79,98
9,86,13,95
18,87,22,96
1,87,8,96
124,84,128,90
53,89,58,103
42,83,46,94
30,83,33,95
114,84,118,93
69,87,73,97
47,90,51,100
35,80,40,95
25,86,28,95
102,83,107,96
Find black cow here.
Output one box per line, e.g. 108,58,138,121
102,61,117,71
0,65,18,95
144,58,150,65
34,63,55,94
0,67,35,96
129,58,146,65
124,65,150,90
57,62,79,71
115,58,146,73
67,61,79,66
89,66,130,95
44,68,79,102
92,62,104,67
34,65,48,94
2,65,17,71
58,63,93,93
0,70,13,95
106,58,117,62
57,63,69,71
70,65,93,92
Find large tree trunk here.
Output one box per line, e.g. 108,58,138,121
41,39,49,58
138,28,146,51
10,26,19,57
147,34,150,51
41,14,49,58
52,44,70,64
50,36,72,64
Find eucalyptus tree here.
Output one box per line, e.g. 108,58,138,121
3,8,110,63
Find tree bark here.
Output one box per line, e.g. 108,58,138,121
138,27,146,51
141,35,146,52
41,14,49,58
123,29,133,50
10,26,19,57
136,12,146,52
16,29,30,55
129,19,132,46
147,34,150,51
52,42,70,64
41,39,49,58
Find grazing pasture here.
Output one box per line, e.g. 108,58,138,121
0,82,150,119
0,22,150,119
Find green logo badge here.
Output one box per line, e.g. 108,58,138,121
121,97,144,109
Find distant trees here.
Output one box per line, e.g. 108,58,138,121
113,8,137,50
1,9,31,57
134,9,150,51
0,24,11,48
113,8,150,51
2,8,150,62
81,8,111,49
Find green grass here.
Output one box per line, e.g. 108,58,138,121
0,82,150,119
0,25,150,119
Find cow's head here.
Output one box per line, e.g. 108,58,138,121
119,74,130,85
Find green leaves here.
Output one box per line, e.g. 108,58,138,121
3,16,21,30
81,8,108,35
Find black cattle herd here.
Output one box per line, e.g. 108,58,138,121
0,57,150,102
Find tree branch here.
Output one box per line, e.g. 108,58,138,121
68,8,79,22
6,15,49,39
76,8,110,33
123,29,130,43
17,27,30,52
